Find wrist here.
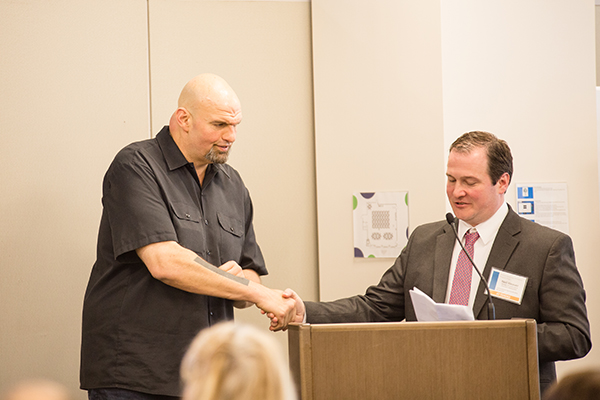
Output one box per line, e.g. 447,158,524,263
246,280,265,305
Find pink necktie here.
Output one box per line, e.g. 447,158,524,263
449,230,480,306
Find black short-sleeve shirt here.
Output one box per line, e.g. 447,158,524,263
80,126,267,395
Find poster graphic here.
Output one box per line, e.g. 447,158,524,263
516,183,569,234
353,191,409,258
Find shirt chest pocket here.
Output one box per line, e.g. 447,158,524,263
217,212,244,262
170,201,203,251
170,201,201,223
217,212,243,238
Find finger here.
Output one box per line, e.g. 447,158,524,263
270,320,282,331
219,261,234,271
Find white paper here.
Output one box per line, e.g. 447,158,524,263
409,287,474,322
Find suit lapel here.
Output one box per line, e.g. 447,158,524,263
473,208,521,318
432,224,456,303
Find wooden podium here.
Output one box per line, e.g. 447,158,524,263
288,320,540,400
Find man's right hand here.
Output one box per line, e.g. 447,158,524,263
251,284,297,331
266,288,305,331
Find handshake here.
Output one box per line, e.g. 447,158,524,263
257,288,306,332
218,260,305,331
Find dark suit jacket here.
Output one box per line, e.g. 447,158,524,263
306,208,591,393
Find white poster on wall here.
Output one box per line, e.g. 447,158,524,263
353,191,409,258
515,183,569,234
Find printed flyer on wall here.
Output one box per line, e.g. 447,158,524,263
516,182,569,234
353,191,409,258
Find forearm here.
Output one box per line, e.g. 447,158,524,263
537,322,592,362
137,241,262,303
304,257,406,324
137,241,294,329
305,297,389,324
234,269,261,308
536,234,591,362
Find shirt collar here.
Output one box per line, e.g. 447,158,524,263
156,126,189,171
155,126,230,180
457,203,509,245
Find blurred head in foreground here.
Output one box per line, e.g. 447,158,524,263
3,379,71,400
181,322,297,400
543,368,600,400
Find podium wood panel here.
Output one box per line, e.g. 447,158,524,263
288,320,539,400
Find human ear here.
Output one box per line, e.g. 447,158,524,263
497,172,510,194
175,107,191,130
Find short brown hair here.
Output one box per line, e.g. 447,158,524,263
543,369,600,400
450,131,513,185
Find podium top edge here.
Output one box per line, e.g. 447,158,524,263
288,319,536,331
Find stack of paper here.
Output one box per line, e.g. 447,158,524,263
409,287,474,321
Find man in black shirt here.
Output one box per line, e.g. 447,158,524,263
80,74,295,399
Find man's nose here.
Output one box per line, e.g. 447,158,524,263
223,125,236,143
452,183,466,197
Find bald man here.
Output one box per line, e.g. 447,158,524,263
80,74,295,400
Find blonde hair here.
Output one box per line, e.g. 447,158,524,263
181,322,297,400
2,379,71,400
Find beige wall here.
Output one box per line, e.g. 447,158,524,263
0,0,316,397
0,0,151,395
311,0,446,300
596,6,600,85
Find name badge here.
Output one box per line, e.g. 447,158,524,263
488,268,528,305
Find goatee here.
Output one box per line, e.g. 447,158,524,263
205,146,231,164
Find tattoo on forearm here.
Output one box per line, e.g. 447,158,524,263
194,257,250,286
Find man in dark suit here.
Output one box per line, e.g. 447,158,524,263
275,131,591,394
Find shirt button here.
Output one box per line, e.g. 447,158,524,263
204,219,209,225
185,213,191,219
207,250,211,256
230,227,234,232
210,312,214,316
